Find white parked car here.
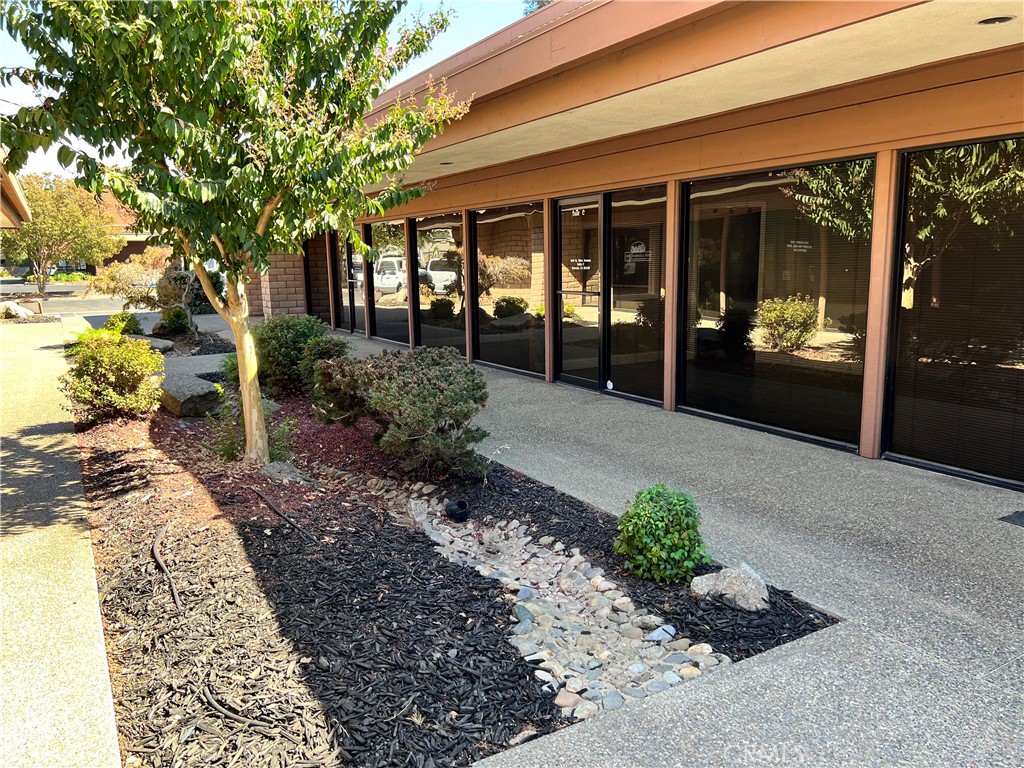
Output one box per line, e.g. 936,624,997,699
373,257,434,295
426,256,459,296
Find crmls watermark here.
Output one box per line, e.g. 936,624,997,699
723,742,808,766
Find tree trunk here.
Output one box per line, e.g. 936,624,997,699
32,259,47,295
227,309,270,463
192,261,269,463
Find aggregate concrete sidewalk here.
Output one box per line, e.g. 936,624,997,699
0,320,120,768
344,335,1024,768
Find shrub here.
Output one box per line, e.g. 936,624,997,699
60,330,164,421
298,335,352,394
430,297,455,321
204,384,294,462
756,294,825,351
838,312,867,361
220,353,240,387
534,304,545,320
158,267,225,315
104,311,144,336
717,308,753,361
161,306,191,334
613,484,710,584
51,271,90,282
563,301,576,318
315,346,489,476
253,314,329,394
635,297,665,330
494,295,528,318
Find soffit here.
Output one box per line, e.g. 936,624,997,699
395,1,1023,187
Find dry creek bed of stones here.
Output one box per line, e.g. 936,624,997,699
81,407,836,768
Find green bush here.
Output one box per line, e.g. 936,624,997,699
494,295,528,318
717,307,753,361
430,297,455,321
60,330,164,421
104,311,144,336
755,294,825,352
159,268,225,315
253,314,330,394
315,346,489,476
613,484,710,584
298,335,352,394
220,353,240,387
838,312,867,361
204,384,295,462
534,304,545,320
162,306,190,334
51,271,90,282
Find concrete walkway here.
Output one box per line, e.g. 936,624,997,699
0,320,120,768
344,335,1024,768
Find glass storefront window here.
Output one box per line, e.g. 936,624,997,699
368,220,410,345
475,202,545,374
609,186,666,401
890,138,1024,482
685,160,874,443
415,212,466,354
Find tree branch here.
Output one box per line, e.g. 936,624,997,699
175,226,229,321
255,192,284,236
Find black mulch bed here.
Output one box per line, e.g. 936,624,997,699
94,470,562,767
443,463,839,661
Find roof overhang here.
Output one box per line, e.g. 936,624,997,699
1,159,32,229
373,0,1023,189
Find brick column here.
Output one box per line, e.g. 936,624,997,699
243,266,264,316
260,252,307,317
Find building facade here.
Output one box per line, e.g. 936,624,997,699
259,1,1024,488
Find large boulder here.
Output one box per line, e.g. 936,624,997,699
490,312,534,331
0,301,34,319
160,371,220,417
690,562,770,612
126,334,174,354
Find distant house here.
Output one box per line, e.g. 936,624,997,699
98,191,152,272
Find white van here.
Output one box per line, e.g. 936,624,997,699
373,257,434,295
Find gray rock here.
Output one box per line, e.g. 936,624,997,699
645,679,671,694
622,686,647,699
644,627,675,643
513,604,535,624
125,334,174,353
517,587,538,600
602,691,625,710
583,567,604,579
572,701,600,720
689,562,770,611
627,662,646,676
634,614,664,630
260,461,315,486
581,688,603,702
662,671,682,685
619,626,644,640
160,371,220,417
490,312,534,330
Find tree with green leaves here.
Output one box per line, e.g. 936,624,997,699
2,0,467,462
786,143,1024,309
523,0,554,16
0,174,125,293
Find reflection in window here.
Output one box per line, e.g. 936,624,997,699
685,160,874,443
474,203,545,374
891,138,1024,482
415,212,466,354
610,186,666,400
368,220,409,345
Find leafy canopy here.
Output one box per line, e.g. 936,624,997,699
1,0,467,279
0,173,125,275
